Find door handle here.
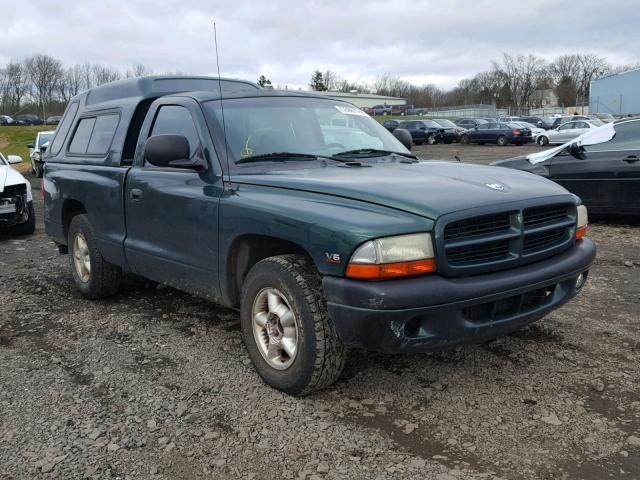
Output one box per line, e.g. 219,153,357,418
130,188,143,200
623,156,639,163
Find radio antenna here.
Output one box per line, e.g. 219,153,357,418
213,22,229,168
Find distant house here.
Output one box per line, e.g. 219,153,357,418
533,89,559,108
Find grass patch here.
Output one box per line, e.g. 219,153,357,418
0,125,54,173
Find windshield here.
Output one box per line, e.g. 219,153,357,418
38,133,54,146
433,119,456,128
204,97,409,167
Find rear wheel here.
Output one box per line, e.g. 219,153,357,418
68,214,122,299
241,255,346,396
426,134,436,145
460,135,470,144
414,140,423,145
497,135,508,146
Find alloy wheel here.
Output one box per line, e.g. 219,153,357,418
73,232,91,283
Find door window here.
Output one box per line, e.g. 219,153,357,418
150,105,200,159
585,120,640,152
477,123,493,130
559,122,575,130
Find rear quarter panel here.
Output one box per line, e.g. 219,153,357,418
44,163,129,267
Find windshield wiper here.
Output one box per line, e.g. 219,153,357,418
236,152,337,164
332,148,417,159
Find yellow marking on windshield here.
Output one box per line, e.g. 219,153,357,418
240,135,254,158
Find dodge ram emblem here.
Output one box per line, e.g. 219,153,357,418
485,183,505,191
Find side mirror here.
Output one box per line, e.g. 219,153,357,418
393,128,413,151
27,144,35,149
7,155,22,164
144,134,207,171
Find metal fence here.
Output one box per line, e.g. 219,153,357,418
420,104,498,119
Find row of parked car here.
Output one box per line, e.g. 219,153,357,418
0,114,61,126
382,113,617,147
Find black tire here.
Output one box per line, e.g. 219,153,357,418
34,161,44,178
67,214,122,299
478,141,485,145
426,134,436,145
240,255,346,396
414,140,423,145
497,135,508,146
460,135,470,145
13,201,35,235
537,136,549,146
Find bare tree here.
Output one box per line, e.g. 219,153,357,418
125,63,153,78
322,70,338,91
492,54,547,113
58,65,85,103
91,64,121,86
26,54,64,119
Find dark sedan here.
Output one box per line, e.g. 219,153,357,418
460,122,533,146
14,114,44,125
518,116,554,130
397,120,453,145
45,115,62,125
492,118,640,216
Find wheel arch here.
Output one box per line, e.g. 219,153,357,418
61,198,87,242
223,234,317,309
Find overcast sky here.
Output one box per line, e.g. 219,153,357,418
1,0,639,90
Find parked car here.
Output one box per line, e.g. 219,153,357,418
390,105,407,115
371,104,392,115
535,120,602,146
406,106,428,115
397,120,453,144
0,115,14,125
518,116,554,130
493,118,640,216
0,152,35,234
27,130,55,178
588,113,614,123
455,118,488,129
45,115,62,125
14,114,44,125
432,119,467,142
460,122,533,146
549,115,599,129
44,76,595,395
511,121,545,141
382,119,400,133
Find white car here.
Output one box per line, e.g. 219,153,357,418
28,130,55,178
536,120,602,146
0,152,35,235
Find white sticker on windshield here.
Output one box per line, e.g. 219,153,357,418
335,105,368,116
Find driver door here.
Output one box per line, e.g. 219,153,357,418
124,98,224,299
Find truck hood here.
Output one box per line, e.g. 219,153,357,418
230,160,573,220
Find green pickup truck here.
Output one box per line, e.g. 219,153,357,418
44,76,595,395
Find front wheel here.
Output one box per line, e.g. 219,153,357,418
68,214,122,299
537,136,549,146
13,201,35,235
426,134,436,145
241,255,346,396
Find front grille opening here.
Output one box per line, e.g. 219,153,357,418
462,284,557,322
523,204,569,227
523,227,566,254
444,212,512,241
447,239,510,265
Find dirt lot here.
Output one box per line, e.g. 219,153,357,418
1,144,639,480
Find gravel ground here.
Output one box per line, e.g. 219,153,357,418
1,145,639,479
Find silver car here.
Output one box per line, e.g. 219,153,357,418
536,120,602,146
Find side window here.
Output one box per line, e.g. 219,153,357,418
559,122,574,130
69,118,96,154
68,113,119,155
49,102,79,155
150,105,200,158
87,114,120,154
585,120,640,152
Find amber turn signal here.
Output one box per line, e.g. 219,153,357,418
346,258,437,279
576,225,587,240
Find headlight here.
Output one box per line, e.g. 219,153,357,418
576,205,588,240
346,233,436,279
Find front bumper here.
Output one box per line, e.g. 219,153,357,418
0,185,29,227
323,239,595,354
